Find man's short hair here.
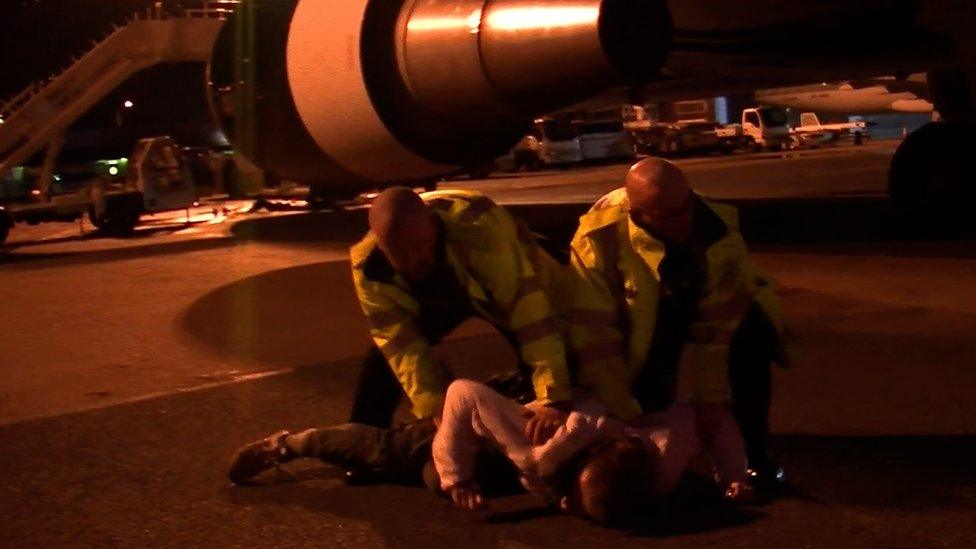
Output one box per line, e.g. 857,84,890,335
369,186,429,239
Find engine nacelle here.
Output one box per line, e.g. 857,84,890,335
208,0,671,188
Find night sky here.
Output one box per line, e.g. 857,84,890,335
1,0,177,97
2,1,218,160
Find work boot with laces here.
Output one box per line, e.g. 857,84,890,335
228,430,295,484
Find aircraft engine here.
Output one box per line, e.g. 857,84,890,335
207,0,672,191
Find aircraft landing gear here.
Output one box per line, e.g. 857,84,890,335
888,122,971,216
0,207,11,246
307,184,341,211
888,68,976,222
306,183,367,211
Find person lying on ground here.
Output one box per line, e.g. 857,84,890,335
435,378,754,525
433,378,656,527
228,380,753,527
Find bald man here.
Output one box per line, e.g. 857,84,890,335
348,187,573,437
567,158,792,488
228,188,579,486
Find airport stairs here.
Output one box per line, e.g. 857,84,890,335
0,1,235,179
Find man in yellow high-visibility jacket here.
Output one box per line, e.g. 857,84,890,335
568,158,792,487
349,186,573,441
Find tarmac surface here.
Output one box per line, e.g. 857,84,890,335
1,142,974,547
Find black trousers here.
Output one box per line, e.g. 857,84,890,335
294,420,438,478
330,365,529,490
295,416,524,491
728,304,779,468
633,303,779,468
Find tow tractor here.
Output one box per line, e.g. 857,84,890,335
624,105,792,155
1,136,200,244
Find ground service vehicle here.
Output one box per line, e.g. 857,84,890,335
576,117,634,161
0,205,10,245
534,118,584,166
792,112,870,147
738,107,793,151
631,119,735,156
1,137,200,244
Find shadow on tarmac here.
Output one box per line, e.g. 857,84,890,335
776,433,976,509
227,197,976,257
4,196,975,269
0,221,225,264
0,236,236,269
229,208,369,244
179,261,372,367
508,198,976,254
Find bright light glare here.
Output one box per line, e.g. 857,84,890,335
486,6,598,31
108,166,119,176
407,8,482,33
123,100,134,108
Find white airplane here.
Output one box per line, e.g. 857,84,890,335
757,74,934,115
202,0,974,215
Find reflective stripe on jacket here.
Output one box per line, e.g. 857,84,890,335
351,189,573,419
568,188,785,420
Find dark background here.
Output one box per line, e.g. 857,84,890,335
2,1,219,161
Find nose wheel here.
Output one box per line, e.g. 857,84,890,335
892,66,976,225
888,121,974,223
0,207,11,245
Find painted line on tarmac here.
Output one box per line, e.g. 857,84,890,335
106,367,298,408
4,367,298,426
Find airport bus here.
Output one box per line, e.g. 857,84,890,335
530,109,635,167
576,115,635,161
533,117,583,166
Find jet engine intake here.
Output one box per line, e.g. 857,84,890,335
208,0,672,188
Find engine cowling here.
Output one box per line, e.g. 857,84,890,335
207,0,671,188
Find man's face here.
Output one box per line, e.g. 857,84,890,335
628,186,695,244
376,213,438,282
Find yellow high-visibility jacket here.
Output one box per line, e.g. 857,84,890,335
351,189,573,419
569,188,786,420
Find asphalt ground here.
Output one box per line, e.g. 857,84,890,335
1,142,974,547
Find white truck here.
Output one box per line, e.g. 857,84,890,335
737,107,793,151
